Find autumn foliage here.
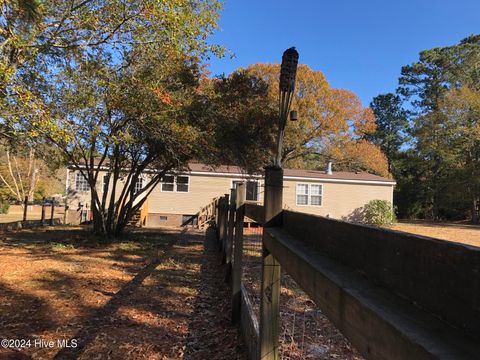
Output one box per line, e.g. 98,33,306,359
243,64,389,176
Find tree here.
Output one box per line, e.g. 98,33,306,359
367,93,408,173
437,87,480,223
0,146,40,203
389,34,480,221
19,0,224,236
0,140,63,203
191,71,277,174
243,63,388,176
1,0,223,139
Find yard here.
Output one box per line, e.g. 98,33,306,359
392,221,480,247
0,226,244,360
0,205,65,223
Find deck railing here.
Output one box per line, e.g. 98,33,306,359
215,167,480,360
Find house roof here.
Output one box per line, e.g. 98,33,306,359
69,160,395,185
187,163,396,185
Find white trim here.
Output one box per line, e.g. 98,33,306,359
295,182,323,207
188,171,394,185
285,176,394,186
69,165,395,186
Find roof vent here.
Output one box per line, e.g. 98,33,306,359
326,161,333,175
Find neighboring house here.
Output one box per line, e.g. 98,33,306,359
65,162,396,227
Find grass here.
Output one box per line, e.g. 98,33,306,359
392,220,480,247
0,206,64,223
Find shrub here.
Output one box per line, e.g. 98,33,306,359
363,200,396,226
0,202,9,214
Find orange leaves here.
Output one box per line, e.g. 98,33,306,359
327,140,389,177
242,63,384,174
152,87,172,105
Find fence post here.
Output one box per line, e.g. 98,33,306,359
217,197,225,245
50,199,55,226
23,195,28,222
231,182,246,324
259,165,283,360
220,193,229,256
225,187,237,281
41,197,46,225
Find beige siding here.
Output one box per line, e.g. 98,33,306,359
148,174,259,214
283,179,394,221
66,168,395,225
66,169,95,210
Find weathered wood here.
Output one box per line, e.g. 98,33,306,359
225,188,237,281
282,210,480,339
259,166,283,360
232,183,246,323
263,226,480,360
221,194,229,256
244,203,265,225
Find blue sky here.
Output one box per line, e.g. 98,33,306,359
207,0,479,106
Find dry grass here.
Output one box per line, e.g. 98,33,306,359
0,205,64,223
0,226,244,359
392,221,480,247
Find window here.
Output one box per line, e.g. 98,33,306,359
75,172,90,192
176,176,189,192
246,181,259,201
161,175,174,192
232,180,259,201
310,184,322,206
161,175,189,192
134,177,143,194
159,216,168,221
296,183,322,206
296,183,309,205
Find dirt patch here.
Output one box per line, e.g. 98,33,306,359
392,221,480,247
0,226,244,359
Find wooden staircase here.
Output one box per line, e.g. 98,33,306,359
127,199,149,227
197,197,219,230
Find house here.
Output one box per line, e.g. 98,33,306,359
65,162,396,227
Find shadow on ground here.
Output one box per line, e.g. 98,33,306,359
0,226,245,359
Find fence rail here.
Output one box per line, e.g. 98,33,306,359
215,167,479,360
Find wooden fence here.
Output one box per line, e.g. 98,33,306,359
215,166,479,360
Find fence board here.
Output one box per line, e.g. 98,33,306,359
282,210,480,339
244,204,265,225
264,226,480,360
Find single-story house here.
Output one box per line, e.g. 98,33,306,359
65,162,395,227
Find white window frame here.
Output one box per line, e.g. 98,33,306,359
231,179,260,202
75,172,90,192
296,183,323,207
161,175,190,193
134,177,144,194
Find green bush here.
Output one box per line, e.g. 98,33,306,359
0,202,9,214
363,200,396,226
